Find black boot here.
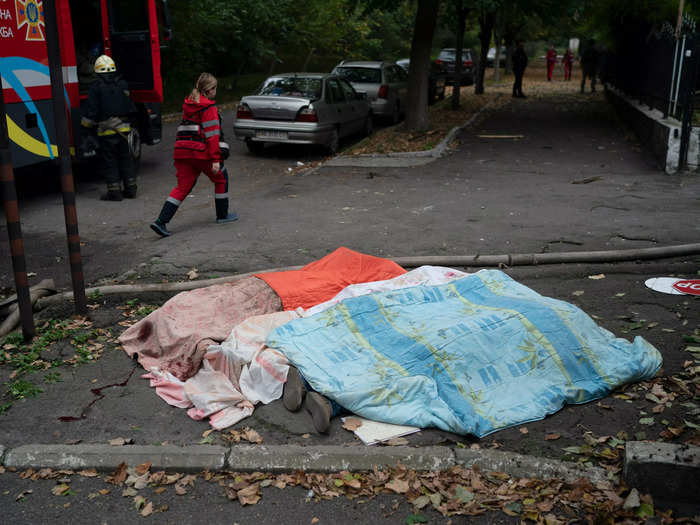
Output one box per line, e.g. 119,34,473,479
150,200,179,237
215,197,238,224
122,181,137,199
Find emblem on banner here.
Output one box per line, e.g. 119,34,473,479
15,0,45,41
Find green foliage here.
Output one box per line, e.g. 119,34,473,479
7,379,43,399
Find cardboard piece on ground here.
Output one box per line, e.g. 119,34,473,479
645,277,690,295
341,416,420,445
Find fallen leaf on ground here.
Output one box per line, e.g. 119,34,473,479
140,501,154,517
16,489,32,501
342,417,363,431
51,484,70,496
106,463,128,485
134,462,151,476
588,274,605,280
385,479,410,494
572,290,584,296
237,483,261,505
187,269,198,280
243,428,262,444
109,437,133,446
519,427,529,434
545,433,561,441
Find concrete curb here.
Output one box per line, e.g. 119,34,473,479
454,448,608,485
227,445,454,473
1,443,604,483
4,445,227,472
323,94,501,169
623,441,700,502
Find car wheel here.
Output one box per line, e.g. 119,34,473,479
364,115,373,137
128,128,141,171
326,128,339,155
246,140,265,155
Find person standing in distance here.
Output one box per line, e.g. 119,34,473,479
512,41,528,98
150,73,238,237
81,55,137,201
545,44,557,81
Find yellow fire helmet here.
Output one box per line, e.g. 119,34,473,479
94,54,116,73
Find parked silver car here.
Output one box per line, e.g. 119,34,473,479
233,73,372,155
332,61,408,124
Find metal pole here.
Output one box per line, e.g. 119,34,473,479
673,36,687,117
43,0,87,314
668,39,680,117
0,87,35,340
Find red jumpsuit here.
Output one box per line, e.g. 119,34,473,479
562,50,574,81
169,95,225,203
546,48,557,81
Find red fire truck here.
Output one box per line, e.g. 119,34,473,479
0,0,170,169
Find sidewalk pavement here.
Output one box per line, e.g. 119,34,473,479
1,90,699,507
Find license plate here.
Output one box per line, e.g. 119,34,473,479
257,130,287,139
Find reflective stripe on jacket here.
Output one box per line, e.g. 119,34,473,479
173,96,222,161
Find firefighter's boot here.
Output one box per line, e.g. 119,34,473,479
150,199,179,237
122,179,138,199
100,182,122,201
215,196,238,224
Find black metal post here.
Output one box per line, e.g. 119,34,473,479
678,37,700,172
43,0,87,314
0,87,35,340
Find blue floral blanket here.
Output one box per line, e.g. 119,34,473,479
266,270,662,437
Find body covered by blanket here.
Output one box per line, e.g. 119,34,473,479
119,278,282,380
267,269,662,437
255,246,406,311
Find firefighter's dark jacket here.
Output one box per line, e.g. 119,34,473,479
81,72,136,136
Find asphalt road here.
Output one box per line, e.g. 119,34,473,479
1,91,699,523
1,92,699,292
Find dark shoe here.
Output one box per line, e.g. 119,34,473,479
122,186,137,199
216,212,238,224
100,190,122,201
283,366,306,412
304,392,332,434
150,221,170,237
518,94,527,98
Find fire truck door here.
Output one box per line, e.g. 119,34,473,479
101,0,162,103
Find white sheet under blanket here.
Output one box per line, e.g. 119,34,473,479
302,266,469,317
145,266,468,430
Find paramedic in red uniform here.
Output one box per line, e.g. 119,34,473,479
546,44,557,81
81,55,137,201
150,73,238,237
562,48,574,81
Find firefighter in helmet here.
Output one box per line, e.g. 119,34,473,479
81,55,138,201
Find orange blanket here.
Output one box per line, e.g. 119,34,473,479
255,247,406,310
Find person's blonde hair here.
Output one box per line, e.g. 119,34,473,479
189,72,217,102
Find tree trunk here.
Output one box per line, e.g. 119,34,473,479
302,48,316,72
405,0,440,132
475,11,495,95
451,0,468,110
492,35,502,82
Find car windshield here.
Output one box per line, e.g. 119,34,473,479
257,77,322,99
334,67,382,84
438,50,456,60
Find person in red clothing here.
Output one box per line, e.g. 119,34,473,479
562,48,574,81
546,44,557,81
150,73,238,237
